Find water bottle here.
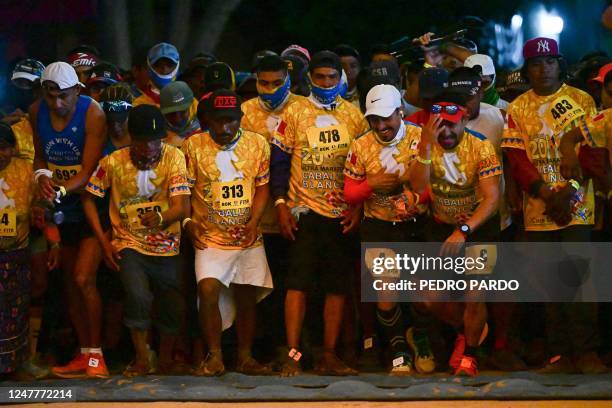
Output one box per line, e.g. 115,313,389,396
569,183,588,222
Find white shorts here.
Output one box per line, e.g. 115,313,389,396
195,245,273,331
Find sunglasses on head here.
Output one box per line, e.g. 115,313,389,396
430,104,461,115
100,100,132,113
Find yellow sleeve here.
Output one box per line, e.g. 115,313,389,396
478,140,503,180
167,147,191,197
85,156,111,198
271,104,296,153
181,138,197,187
255,137,271,186
501,102,526,150
344,139,366,181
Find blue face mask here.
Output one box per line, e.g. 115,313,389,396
339,70,348,99
257,75,291,110
310,77,341,105
147,60,179,89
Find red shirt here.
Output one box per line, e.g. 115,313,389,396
407,109,430,126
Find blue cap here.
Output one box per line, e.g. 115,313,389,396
148,42,180,65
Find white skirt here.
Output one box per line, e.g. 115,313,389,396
195,245,273,331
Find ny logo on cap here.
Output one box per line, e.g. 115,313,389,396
214,96,237,108
537,40,550,53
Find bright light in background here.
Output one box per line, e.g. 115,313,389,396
535,8,564,40
511,14,523,30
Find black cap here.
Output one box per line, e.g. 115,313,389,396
251,50,278,72
418,67,449,99
200,89,243,121
128,105,166,140
447,66,482,96
309,50,342,74
334,44,361,62
369,60,401,88
87,62,123,86
204,62,235,92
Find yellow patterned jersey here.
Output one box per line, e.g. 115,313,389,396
501,84,597,231
271,97,369,218
241,93,305,233
0,157,33,250
431,129,502,225
12,117,35,163
580,109,612,149
182,129,270,249
344,121,424,222
86,144,190,256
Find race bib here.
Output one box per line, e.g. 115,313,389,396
212,180,252,211
0,209,17,237
306,124,350,157
126,201,164,230
544,96,585,134
48,163,82,182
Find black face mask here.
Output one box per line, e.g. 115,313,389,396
130,146,162,170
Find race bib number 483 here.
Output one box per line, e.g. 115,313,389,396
544,96,585,134
306,124,350,157
0,209,17,237
212,180,252,210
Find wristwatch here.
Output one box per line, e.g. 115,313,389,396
458,223,471,238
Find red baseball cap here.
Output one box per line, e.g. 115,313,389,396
590,63,612,84
523,37,561,60
430,102,466,124
201,89,243,121
67,52,99,68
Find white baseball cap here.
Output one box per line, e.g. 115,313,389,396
464,54,496,77
365,84,401,118
41,61,84,90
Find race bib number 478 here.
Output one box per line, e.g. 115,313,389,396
306,124,350,157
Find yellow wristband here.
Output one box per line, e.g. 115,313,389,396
416,156,432,165
568,179,580,191
157,211,164,226
182,217,192,229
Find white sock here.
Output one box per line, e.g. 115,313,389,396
89,347,103,356
80,348,89,355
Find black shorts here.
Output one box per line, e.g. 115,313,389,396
58,210,111,247
286,211,358,295
360,216,427,243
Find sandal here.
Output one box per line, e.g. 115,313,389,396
236,356,273,376
192,353,225,377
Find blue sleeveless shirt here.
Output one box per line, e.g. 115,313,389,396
37,95,92,223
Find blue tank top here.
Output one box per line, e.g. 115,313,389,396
37,95,92,223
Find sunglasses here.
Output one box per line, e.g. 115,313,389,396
100,100,132,113
430,104,461,115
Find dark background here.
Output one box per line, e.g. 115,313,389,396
0,0,609,77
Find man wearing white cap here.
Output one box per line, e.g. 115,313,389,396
344,84,436,375
29,61,109,378
464,54,509,110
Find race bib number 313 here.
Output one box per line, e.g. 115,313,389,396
212,180,252,210
544,96,585,134
306,124,350,157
